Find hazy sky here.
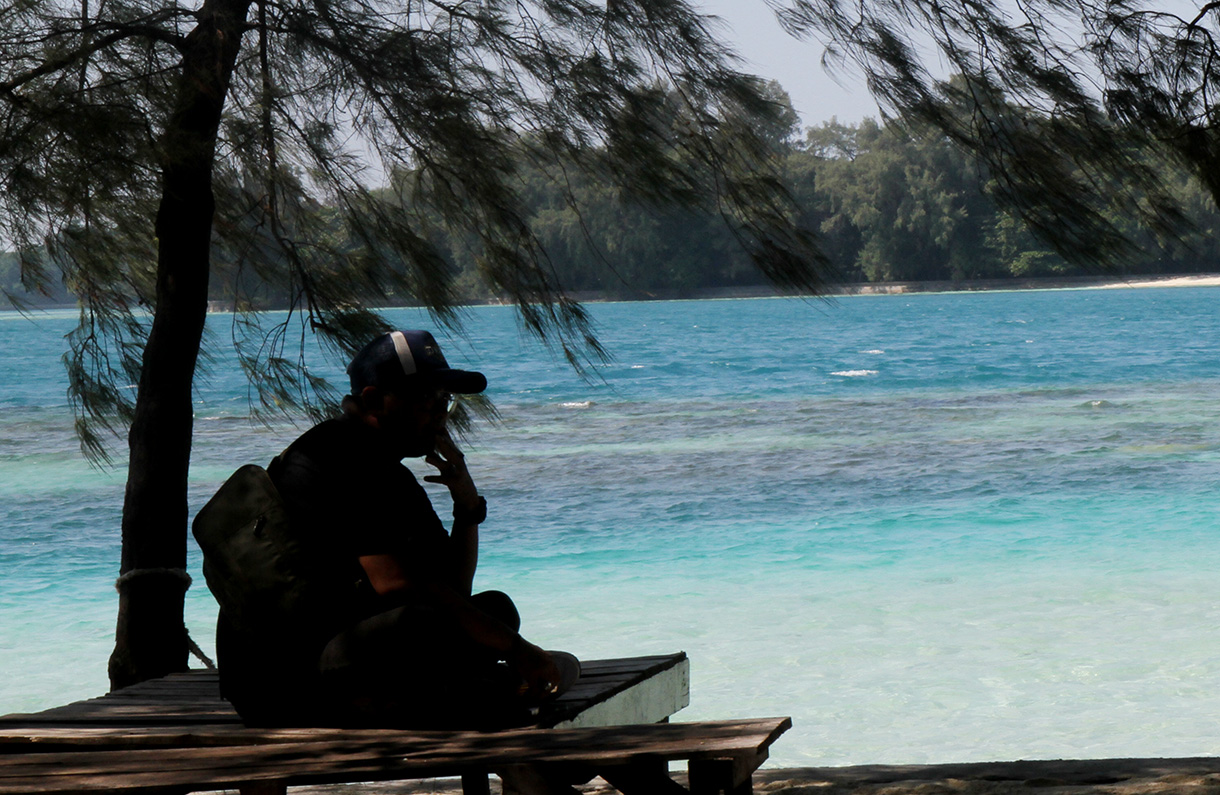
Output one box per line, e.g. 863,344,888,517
698,1,1207,129
693,1,881,127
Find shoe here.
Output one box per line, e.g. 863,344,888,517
545,650,581,698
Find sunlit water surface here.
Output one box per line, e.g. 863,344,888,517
3,287,1220,766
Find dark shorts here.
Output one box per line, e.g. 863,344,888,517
317,590,532,729
219,591,532,729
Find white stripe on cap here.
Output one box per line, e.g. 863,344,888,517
389,331,417,376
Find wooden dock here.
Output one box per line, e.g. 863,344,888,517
0,654,691,736
0,652,794,794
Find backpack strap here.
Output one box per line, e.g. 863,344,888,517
265,440,295,481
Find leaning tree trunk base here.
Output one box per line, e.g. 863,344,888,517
108,570,191,691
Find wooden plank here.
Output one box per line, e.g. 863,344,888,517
0,653,688,733
549,658,689,729
597,653,684,675
0,718,790,793
0,707,240,727
1,711,778,757
0,683,239,727
538,653,687,727
571,656,686,679
1,652,683,724
0,718,789,772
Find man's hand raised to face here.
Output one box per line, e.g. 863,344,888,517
424,428,480,514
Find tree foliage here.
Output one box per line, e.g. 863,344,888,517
1,0,831,687
429,113,1220,291
13,110,1220,308
772,1,1218,269
3,0,828,447
792,117,1220,283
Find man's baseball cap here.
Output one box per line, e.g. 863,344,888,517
347,330,487,395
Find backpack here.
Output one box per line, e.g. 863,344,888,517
192,461,351,635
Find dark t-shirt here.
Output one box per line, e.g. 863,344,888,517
272,415,452,581
217,416,454,723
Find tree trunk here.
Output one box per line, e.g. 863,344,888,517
108,0,253,691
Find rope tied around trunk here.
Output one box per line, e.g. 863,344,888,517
114,566,192,591
113,567,215,670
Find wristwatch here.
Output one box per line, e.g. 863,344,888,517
453,496,488,525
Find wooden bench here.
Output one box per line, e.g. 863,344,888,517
0,717,791,794
0,654,691,731
0,653,791,794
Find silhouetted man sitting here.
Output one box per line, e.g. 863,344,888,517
213,330,578,728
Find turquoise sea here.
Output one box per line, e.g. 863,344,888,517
3,287,1220,767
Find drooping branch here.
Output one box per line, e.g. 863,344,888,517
1190,2,1220,29
0,15,189,100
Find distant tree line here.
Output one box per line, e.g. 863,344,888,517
8,89,1220,310
1,250,71,306
481,108,1220,296
791,117,1220,284
212,100,1220,303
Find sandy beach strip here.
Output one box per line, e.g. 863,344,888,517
839,272,1220,296
1090,274,1220,289
755,757,1220,795
555,272,1220,302
291,756,1220,795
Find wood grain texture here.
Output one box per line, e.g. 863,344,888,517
0,652,789,795
0,718,791,793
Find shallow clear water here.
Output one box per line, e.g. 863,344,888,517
3,287,1220,766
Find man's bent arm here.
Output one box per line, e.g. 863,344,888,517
423,429,480,594
449,517,479,596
